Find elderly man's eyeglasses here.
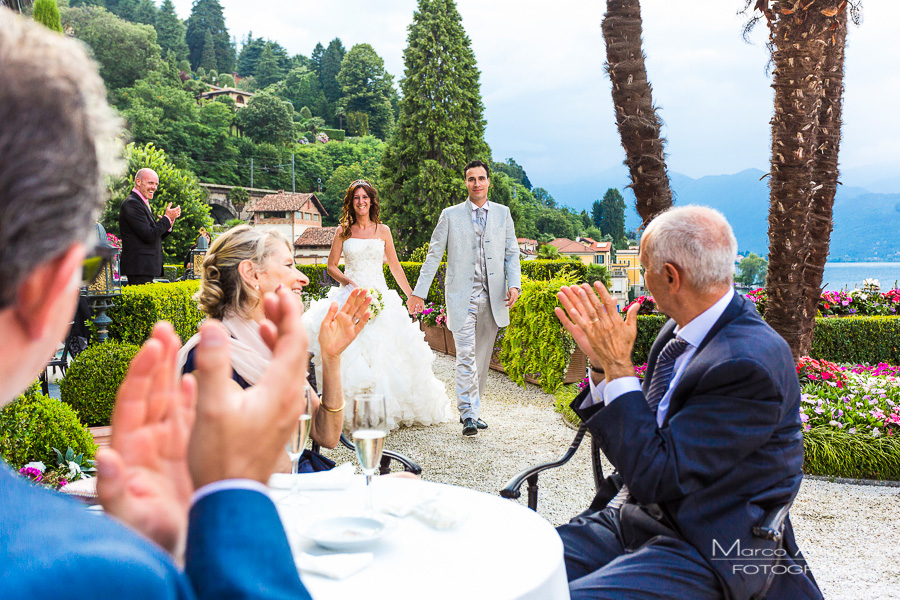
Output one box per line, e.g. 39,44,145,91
82,244,117,286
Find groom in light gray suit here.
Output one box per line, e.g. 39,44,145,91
408,160,521,436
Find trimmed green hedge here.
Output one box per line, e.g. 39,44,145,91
811,316,900,365
319,128,346,141
634,315,667,366
163,264,187,281
59,340,140,427
521,260,586,282
107,280,204,345
0,382,96,469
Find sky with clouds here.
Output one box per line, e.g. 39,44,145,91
169,0,899,192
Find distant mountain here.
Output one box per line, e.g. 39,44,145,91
547,167,900,261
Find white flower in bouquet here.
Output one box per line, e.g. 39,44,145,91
364,288,383,320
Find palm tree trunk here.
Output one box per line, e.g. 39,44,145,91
602,0,673,227
764,1,850,361
764,3,827,360
799,10,848,355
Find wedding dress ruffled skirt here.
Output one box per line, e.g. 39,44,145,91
302,238,453,431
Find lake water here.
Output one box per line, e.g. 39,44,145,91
821,262,900,292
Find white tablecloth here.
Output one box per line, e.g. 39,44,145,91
274,475,571,600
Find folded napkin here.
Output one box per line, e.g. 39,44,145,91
269,462,355,491
380,494,467,529
296,552,373,579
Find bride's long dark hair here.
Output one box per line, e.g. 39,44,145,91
339,180,381,240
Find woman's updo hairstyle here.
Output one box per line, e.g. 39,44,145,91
195,225,292,320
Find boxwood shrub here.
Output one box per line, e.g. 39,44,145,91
59,340,140,426
107,280,204,345
811,316,900,365
0,382,96,469
521,260,587,282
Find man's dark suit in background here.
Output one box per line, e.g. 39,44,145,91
119,190,171,285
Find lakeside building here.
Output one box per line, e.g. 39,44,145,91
247,191,328,246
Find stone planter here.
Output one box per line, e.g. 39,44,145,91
419,321,447,354
89,425,112,449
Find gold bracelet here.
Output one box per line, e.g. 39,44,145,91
320,400,346,413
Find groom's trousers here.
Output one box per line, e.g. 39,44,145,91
452,293,499,421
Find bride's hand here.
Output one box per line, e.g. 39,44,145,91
318,288,372,359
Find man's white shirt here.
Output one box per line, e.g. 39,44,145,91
584,288,735,426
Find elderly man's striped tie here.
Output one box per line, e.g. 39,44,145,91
607,335,690,510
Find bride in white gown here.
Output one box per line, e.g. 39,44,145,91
303,179,452,430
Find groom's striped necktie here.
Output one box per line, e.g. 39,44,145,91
607,335,690,510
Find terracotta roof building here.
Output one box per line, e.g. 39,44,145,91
196,85,255,108
248,192,328,250
293,226,338,265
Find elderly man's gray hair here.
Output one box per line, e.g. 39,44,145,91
642,205,737,292
0,9,122,308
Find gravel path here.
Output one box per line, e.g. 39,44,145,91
327,353,900,599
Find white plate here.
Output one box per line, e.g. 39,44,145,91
305,516,386,552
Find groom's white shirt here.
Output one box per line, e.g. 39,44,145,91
413,198,521,331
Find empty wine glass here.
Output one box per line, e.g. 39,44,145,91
283,386,313,506
352,393,387,514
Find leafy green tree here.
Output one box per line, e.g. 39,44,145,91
253,45,284,88
32,0,62,32
601,188,626,247
185,0,234,73
103,143,213,262
492,158,531,190
320,38,346,105
62,6,161,91
737,253,768,287
237,34,264,77
310,42,325,78
115,0,156,26
200,29,217,72
591,199,603,229
155,0,188,62
380,0,490,251
273,66,327,118
235,90,294,145
218,73,235,88
337,43,395,140
532,187,556,209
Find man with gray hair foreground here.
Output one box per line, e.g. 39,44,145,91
554,206,822,599
0,9,310,598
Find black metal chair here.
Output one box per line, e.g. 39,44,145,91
306,361,422,475
501,421,792,599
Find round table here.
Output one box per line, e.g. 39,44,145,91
274,475,571,600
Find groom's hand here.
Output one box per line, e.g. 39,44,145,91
407,295,424,315
505,287,520,308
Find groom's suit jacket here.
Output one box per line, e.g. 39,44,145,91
571,293,821,600
119,191,172,279
413,200,521,331
0,464,311,600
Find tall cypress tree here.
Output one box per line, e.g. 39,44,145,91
254,45,283,88
320,38,345,103
186,0,234,73
601,188,626,246
200,29,217,72
380,0,490,251
310,42,326,79
155,0,189,62
591,199,603,229
32,0,62,32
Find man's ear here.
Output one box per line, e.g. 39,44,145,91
663,262,681,291
14,244,85,339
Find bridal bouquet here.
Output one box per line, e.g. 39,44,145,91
363,288,383,320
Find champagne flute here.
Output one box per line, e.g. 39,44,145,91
352,393,387,514
283,386,313,505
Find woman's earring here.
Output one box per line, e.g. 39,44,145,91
255,285,259,290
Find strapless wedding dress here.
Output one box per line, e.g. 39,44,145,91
302,238,453,430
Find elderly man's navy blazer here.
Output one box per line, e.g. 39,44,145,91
0,464,311,600
572,293,821,600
